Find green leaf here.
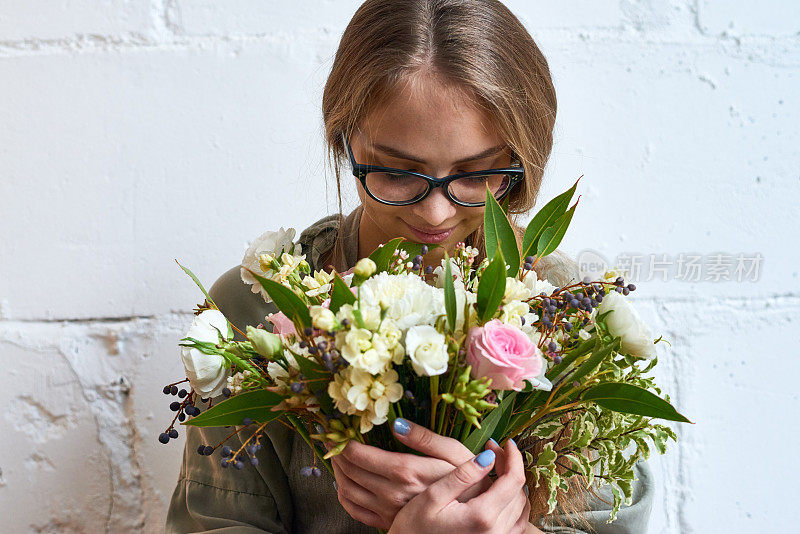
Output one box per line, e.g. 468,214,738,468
521,178,579,262
463,391,517,454
184,389,285,427
368,237,404,272
582,383,692,423
484,187,521,276
293,354,334,413
246,269,311,330
476,247,507,323
536,203,577,258
536,442,557,467
175,260,220,310
530,421,563,440
443,254,457,333
567,339,619,385
329,274,356,314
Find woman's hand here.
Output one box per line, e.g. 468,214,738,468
330,418,491,530
388,438,532,534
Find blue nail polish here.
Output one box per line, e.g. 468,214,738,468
487,438,498,447
509,438,517,448
523,485,529,496
475,449,495,468
393,418,411,436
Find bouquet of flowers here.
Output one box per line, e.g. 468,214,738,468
163,180,689,522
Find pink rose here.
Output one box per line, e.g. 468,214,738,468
267,312,296,337
465,319,544,391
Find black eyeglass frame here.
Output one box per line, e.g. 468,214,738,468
343,133,525,207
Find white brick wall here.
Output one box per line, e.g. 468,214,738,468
1,1,797,532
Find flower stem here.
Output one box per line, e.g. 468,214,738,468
285,413,334,477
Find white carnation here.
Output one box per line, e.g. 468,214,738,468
522,269,557,297
180,310,231,398
357,272,443,330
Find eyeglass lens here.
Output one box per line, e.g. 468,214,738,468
364,171,512,204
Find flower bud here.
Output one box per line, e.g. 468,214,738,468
258,253,275,272
310,306,337,331
246,325,283,359
353,258,377,278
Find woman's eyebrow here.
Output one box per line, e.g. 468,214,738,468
371,142,506,165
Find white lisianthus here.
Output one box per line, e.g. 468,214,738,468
240,227,300,302
522,269,557,297
180,310,231,398
310,306,337,331
327,367,404,433
302,270,333,298
358,272,443,330
597,290,656,359
405,325,449,376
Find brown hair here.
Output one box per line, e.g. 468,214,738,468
321,1,589,526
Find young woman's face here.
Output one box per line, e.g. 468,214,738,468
351,74,512,257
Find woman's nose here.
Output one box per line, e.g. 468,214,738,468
411,187,457,228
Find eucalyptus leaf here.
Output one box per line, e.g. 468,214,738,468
521,178,579,262
329,274,356,314
476,247,506,323
184,389,285,427
483,188,520,276
463,391,517,453
582,383,691,423
246,269,311,329
443,254,457,333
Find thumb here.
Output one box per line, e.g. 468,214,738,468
422,449,496,510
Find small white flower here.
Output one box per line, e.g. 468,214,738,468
327,367,403,433
405,325,449,376
335,327,393,374
302,270,333,298
578,328,592,340
240,227,300,302
180,310,231,398
597,290,656,359
432,257,462,288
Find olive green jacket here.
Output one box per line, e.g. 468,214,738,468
166,206,653,533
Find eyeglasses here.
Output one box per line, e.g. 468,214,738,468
343,133,524,207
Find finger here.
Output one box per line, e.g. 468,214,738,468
510,495,532,534
470,438,526,514
483,437,507,476
499,485,528,531
341,438,450,486
392,417,474,465
333,451,398,496
422,448,496,510
336,491,388,529
332,457,383,517
340,439,406,476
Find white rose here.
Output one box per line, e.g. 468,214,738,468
597,290,656,359
405,325,449,376
180,310,231,397
310,306,337,331
240,227,300,302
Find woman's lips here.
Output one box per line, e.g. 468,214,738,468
404,222,456,244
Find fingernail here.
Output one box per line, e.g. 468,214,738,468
333,480,338,491
475,449,495,468
509,438,517,448
523,485,529,496
487,438,498,447
393,418,410,436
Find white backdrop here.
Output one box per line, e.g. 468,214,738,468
1,1,798,532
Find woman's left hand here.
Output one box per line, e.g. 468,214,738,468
329,418,529,530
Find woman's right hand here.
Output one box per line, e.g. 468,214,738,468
388,438,532,534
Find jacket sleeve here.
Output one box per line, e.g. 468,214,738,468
165,267,291,534
539,460,654,534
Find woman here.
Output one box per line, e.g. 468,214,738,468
166,1,653,532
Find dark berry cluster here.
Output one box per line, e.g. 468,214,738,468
158,379,205,444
